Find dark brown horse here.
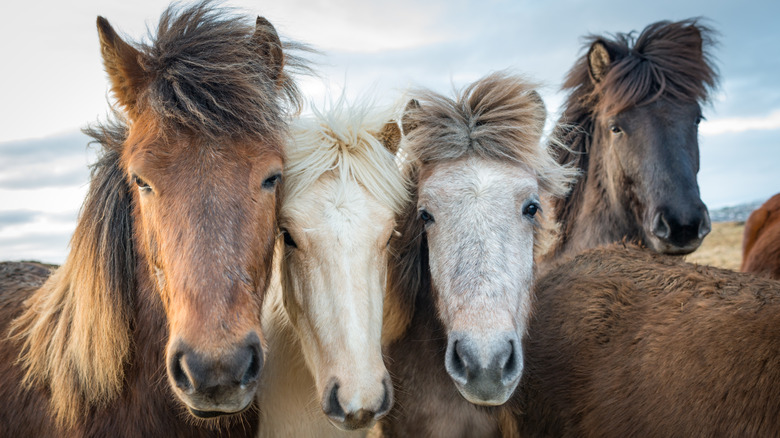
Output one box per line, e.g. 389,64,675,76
378,73,574,437
742,193,780,279
508,244,780,437
0,3,303,436
548,19,718,258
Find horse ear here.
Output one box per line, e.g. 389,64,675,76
252,16,284,83
587,40,613,83
401,99,421,136
377,121,402,154
96,17,147,117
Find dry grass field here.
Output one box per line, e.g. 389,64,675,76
684,221,745,271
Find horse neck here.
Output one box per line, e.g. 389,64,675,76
548,132,643,260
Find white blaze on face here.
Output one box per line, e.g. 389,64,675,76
419,156,539,404
280,174,393,422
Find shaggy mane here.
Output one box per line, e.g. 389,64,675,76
283,99,409,218
10,118,135,427
137,0,307,145
551,19,719,232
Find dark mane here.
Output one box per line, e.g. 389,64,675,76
551,18,719,235
136,1,306,144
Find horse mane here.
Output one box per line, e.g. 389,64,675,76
383,72,576,343
136,0,308,146
283,98,410,219
551,19,719,233
10,116,135,428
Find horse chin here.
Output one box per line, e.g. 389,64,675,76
645,235,703,255
187,402,252,420
452,379,517,407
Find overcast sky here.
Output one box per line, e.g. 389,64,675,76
1,0,778,263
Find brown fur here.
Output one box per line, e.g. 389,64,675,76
509,244,780,437
1,2,303,435
380,73,574,437
548,19,719,257
742,193,780,279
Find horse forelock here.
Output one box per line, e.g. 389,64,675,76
10,119,136,428
284,100,409,219
132,1,306,148
403,72,574,199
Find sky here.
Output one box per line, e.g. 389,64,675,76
1,0,779,263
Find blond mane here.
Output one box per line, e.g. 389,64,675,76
282,98,409,219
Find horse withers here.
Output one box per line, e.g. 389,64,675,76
0,3,303,436
257,101,407,436
379,73,575,437
548,19,718,258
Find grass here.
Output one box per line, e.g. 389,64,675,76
683,221,745,271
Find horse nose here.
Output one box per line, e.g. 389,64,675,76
168,332,263,400
652,205,710,250
445,332,522,405
321,375,393,430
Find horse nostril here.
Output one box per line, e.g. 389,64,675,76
376,376,394,418
500,339,521,385
323,381,346,421
169,351,194,393
653,211,671,240
445,337,473,385
698,211,712,239
241,339,263,386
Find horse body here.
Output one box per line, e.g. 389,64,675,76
379,73,574,437
513,244,780,437
257,103,407,436
742,193,780,279
548,19,718,259
1,3,302,435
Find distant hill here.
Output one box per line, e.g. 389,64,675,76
709,199,767,223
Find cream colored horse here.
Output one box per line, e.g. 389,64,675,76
257,101,408,437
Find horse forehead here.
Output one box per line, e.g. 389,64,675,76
421,158,538,204
284,177,394,238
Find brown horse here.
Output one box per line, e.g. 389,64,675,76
0,3,303,436
742,193,780,279
378,73,575,437
548,19,718,258
508,244,780,437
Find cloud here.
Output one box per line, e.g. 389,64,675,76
700,110,780,135
0,210,41,230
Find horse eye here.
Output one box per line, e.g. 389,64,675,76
523,202,540,217
696,115,705,125
262,173,282,190
419,209,435,225
281,229,297,248
609,125,622,134
134,176,152,193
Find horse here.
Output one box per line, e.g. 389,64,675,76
547,18,718,258
0,3,304,436
507,243,780,437
377,72,576,437
742,193,780,279
256,101,408,436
